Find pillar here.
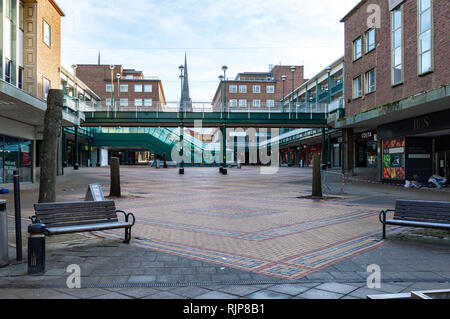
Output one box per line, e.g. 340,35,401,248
74,127,79,170
327,133,332,168
343,128,354,175
222,125,227,175
179,125,184,174
321,128,326,167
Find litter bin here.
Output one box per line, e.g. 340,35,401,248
0,200,8,267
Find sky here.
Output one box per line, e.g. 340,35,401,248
58,0,360,102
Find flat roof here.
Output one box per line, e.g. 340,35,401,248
340,0,367,22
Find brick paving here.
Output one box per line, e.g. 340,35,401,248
0,166,449,299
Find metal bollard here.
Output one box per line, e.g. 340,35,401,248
0,200,8,268
27,219,46,275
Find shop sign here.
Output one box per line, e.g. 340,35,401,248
356,130,377,141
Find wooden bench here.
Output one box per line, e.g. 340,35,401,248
379,200,450,239
31,201,135,243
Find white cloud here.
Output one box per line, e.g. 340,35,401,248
57,0,360,101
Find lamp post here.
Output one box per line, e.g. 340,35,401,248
290,66,296,113
71,64,80,171
116,73,121,111
221,65,228,175
109,65,115,109
326,66,332,168
281,75,287,112
178,65,185,174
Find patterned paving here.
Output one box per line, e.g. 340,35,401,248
82,167,386,280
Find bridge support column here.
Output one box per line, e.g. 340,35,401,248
327,132,332,168
74,127,79,170
179,125,184,174
321,128,326,168
222,125,227,175
342,128,354,176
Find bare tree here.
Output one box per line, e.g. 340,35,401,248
38,90,64,203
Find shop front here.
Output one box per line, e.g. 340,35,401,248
305,144,322,167
355,130,378,168
0,134,33,184
379,109,450,183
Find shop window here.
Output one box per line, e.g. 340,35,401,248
383,137,406,180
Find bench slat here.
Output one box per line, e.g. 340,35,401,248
44,219,121,228
34,200,115,209
36,210,118,219
36,206,116,216
38,216,119,226
47,222,132,235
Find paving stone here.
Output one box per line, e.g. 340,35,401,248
195,291,240,299
315,283,358,295
217,285,262,297
169,286,211,298
92,292,133,299
143,291,185,299
247,290,292,299
268,284,311,296
348,287,390,299
115,287,161,298
54,288,112,299
297,288,344,299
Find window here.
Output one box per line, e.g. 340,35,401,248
229,85,237,93
125,75,133,79
106,84,113,92
266,85,275,94
366,28,376,53
229,99,237,107
43,20,51,47
239,99,247,107
365,69,376,94
134,99,143,107
135,84,142,92
418,0,432,74
253,85,261,94
353,76,362,99
18,67,23,89
120,84,128,92
19,3,24,30
392,6,403,85
266,100,275,108
353,37,362,60
144,84,152,92
144,99,152,107
106,98,112,107
119,99,128,107
5,59,12,83
43,77,51,100
239,85,247,93
253,99,261,107
5,0,12,19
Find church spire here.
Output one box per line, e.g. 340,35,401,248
181,53,192,111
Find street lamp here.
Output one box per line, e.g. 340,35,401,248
179,65,185,175
221,65,228,175
281,75,287,111
290,66,296,113
109,65,115,109
116,73,121,110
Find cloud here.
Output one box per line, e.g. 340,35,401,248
57,0,360,101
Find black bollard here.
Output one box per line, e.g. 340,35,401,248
27,219,46,275
13,170,22,261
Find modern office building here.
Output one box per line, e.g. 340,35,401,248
0,0,81,185
212,65,305,112
278,57,345,167
333,0,450,182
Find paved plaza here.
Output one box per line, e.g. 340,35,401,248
0,166,449,299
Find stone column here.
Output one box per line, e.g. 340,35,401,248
343,128,354,175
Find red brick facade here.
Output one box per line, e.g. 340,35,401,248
74,64,166,107
343,0,450,117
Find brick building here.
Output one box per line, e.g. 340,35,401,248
333,0,450,182
212,65,305,111
74,64,166,110
0,0,81,185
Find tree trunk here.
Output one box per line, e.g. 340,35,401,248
38,90,64,203
109,157,121,197
312,155,323,198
